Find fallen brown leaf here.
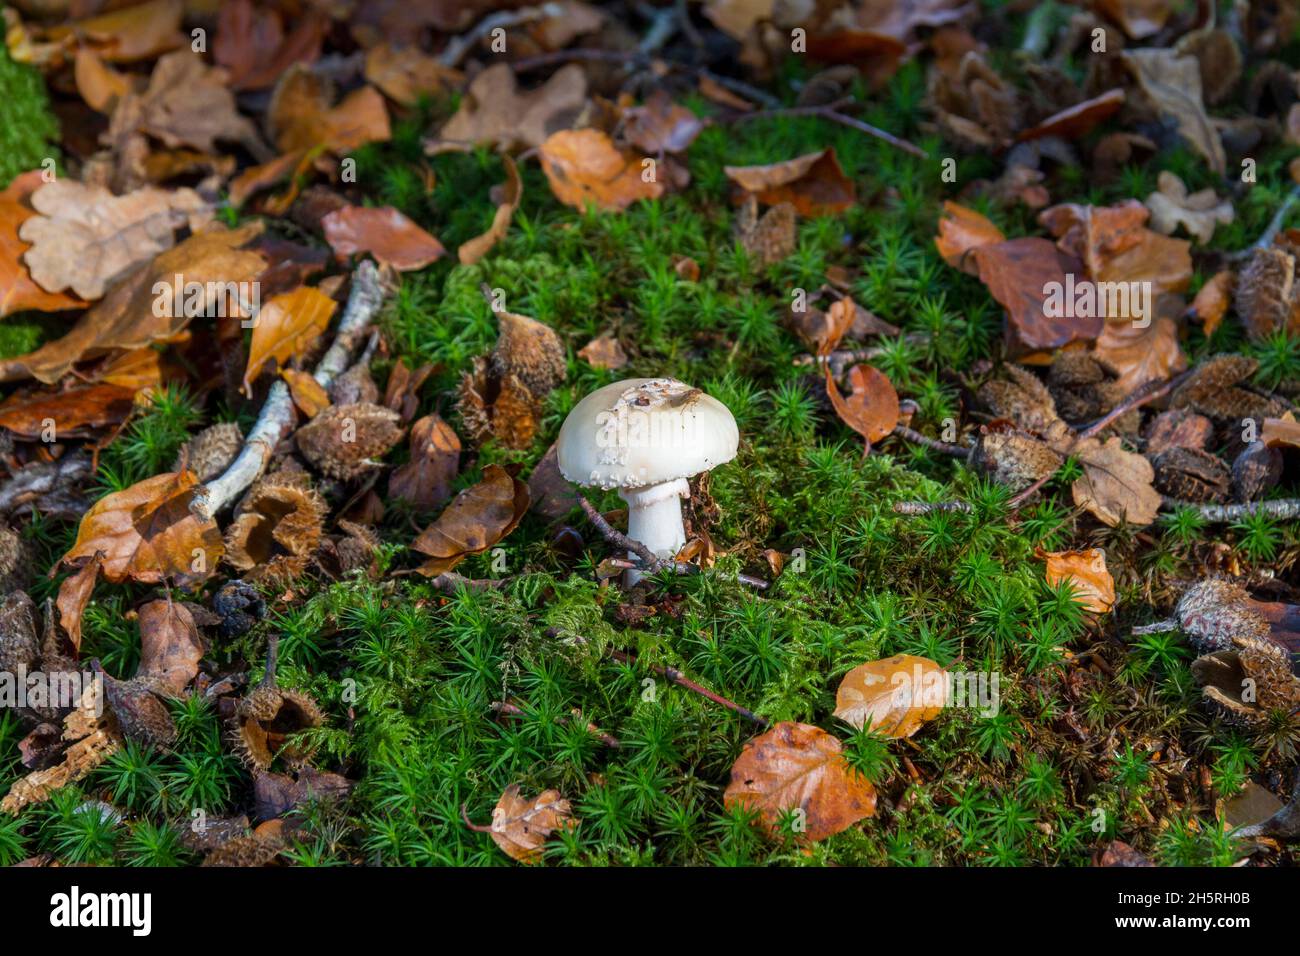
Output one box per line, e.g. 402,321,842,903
1187,270,1233,337
577,333,628,370
1040,547,1115,613
388,413,461,512
1098,0,1171,40
724,149,856,218
934,200,1005,274
56,552,103,653
244,286,337,394
825,363,900,448
1144,171,1233,245
433,63,586,153
723,721,876,842
1123,48,1226,174
51,0,185,63
1071,435,1162,527
833,654,949,737
458,156,521,266
488,784,575,864
1091,315,1186,398
364,42,462,106
0,171,86,318
281,368,331,417
538,129,664,212
971,237,1094,351
322,205,446,271
411,464,529,577
136,599,204,695
0,382,135,440
1017,89,1125,142
215,0,325,91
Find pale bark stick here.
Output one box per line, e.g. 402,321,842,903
191,262,386,522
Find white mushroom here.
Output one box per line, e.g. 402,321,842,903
556,378,739,584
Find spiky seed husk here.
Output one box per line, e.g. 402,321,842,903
173,422,244,482
295,403,404,480
231,685,324,770
971,429,1063,491
1192,632,1300,727
493,311,566,397
1152,446,1231,502
1236,243,1300,340
1176,578,1273,653
224,479,326,584
1049,351,1106,387
100,673,177,749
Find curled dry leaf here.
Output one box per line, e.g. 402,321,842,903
934,201,1004,274
488,784,576,864
458,155,521,266
18,180,208,301
1122,48,1225,175
735,197,796,266
0,171,86,318
411,464,530,577
0,221,265,385
281,368,331,418
215,0,325,91
623,91,705,155
723,149,855,218
254,767,352,822
364,43,462,107
723,721,876,842
1144,171,1233,245
50,0,186,64
577,333,628,370
388,413,461,512
1187,270,1233,338
1097,0,1171,39
136,599,204,695
1039,547,1115,613
244,285,336,395
825,363,900,448
433,63,587,153
0,383,135,440
1039,200,1192,296
833,654,949,738
322,205,446,272
56,552,103,653
62,470,224,585
539,129,664,212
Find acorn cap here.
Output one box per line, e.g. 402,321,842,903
556,378,738,491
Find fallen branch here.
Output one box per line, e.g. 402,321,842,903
191,262,387,522
1162,497,1300,522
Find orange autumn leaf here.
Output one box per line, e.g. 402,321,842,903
56,552,103,653
723,721,876,842
488,784,576,864
281,368,331,417
1039,547,1115,614
321,205,446,272
1039,200,1192,296
0,383,136,439
62,471,223,585
971,237,1095,351
833,654,949,738
243,286,336,395
723,148,855,218
1188,270,1233,337
52,0,186,63
538,129,664,212
1017,88,1125,142
458,156,522,266
0,171,87,318
935,201,1005,275
825,363,899,447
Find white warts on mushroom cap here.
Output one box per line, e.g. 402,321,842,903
556,378,739,584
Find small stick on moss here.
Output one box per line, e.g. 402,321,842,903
191,262,387,522
606,648,769,727
892,425,971,459
427,572,506,593
1163,497,1300,523
578,495,661,569
1228,182,1300,261
893,501,974,515
602,556,770,589
1075,370,1190,441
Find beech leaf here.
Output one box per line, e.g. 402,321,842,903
411,464,529,577
833,654,949,738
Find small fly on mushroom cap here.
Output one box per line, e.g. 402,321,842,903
556,378,739,584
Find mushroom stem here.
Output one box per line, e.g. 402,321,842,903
619,478,689,584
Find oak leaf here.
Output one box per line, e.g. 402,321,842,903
321,205,446,272
411,464,529,577
18,180,209,300
1144,171,1233,245
1040,547,1115,613
723,721,876,842
489,784,576,864
62,470,223,584
539,129,664,212
833,654,948,737
243,285,336,394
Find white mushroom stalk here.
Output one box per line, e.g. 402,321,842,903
557,378,739,584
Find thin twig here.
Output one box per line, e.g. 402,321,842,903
719,97,927,157
892,501,974,515
428,572,507,593
606,647,768,726
578,495,660,568
1163,497,1300,522
602,555,769,589
191,263,386,522
1075,370,1190,441
439,3,563,67
1253,182,1300,252
892,425,971,459
636,1,679,53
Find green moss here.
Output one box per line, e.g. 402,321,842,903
0,38,58,188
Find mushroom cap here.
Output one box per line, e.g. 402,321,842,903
556,378,739,490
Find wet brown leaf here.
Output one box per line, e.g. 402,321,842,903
825,363,899,448
215,0,325,91
389,414,461,512
971,237,1094,351
723,721,876,842
1070,436,1162,527
322,205,446,272
539,129,664,212
0,382,135,439
724,149,855,218
1123,48,1226,174
56,552,102,653
833,654,949,737
244,286,336,394
412,464,530,577
488,784,575,864
62,470,223,584
1017,88,1125,142
1040,547,1115,613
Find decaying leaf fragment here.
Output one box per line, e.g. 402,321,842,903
388,414,461,512
1144,171,1233,245
411,464,530,577
1040,548,1115,613
488,784,576,863
539,129,664,212
724,721,876,842
825,363,900,449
